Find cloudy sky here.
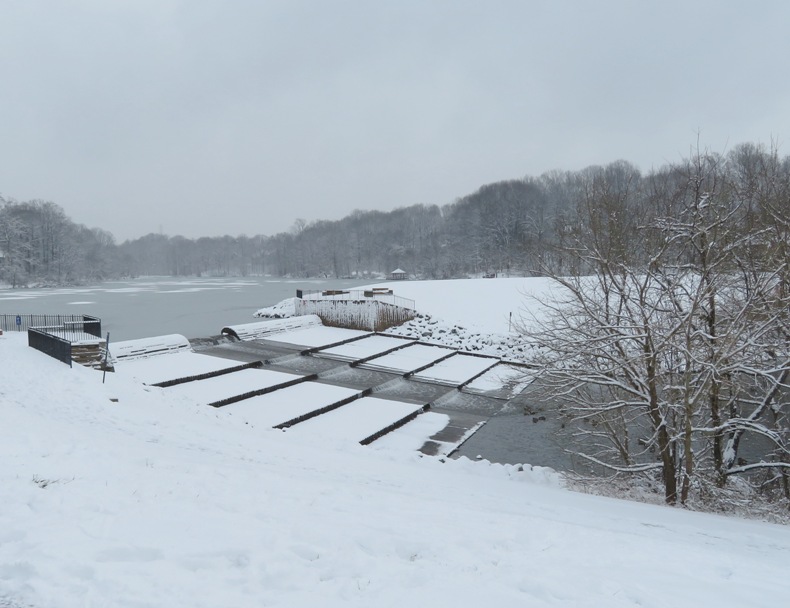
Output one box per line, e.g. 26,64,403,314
1,1,788,241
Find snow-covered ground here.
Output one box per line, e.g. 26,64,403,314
4,324,790,607
364,277,556,334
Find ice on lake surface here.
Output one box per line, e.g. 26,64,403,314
0,276,371,341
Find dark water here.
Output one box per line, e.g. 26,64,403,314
0,276,369,342
454,412,575,469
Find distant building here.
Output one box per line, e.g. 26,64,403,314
389,268,407,281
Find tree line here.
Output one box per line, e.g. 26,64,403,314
3,142,789,289
0,198,117,287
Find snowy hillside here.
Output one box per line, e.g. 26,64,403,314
3,331,790,607
364,277,557,334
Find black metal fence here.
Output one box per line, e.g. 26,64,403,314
1,313,102,366
0,314,101,340
28,328,73,367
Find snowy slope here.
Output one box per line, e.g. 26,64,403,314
364,276,558,333
2,332,790,608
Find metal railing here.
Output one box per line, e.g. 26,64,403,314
1,313,102,366
1,314,101,341
297,289,416,311
28,328,73,367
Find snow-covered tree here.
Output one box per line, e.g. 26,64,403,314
523,147,790,505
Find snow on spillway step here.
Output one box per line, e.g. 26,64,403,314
163,368,300,404
370,411,452,452
222,315,322,340
219,382,361,427
359,343,454,373
285,396,425,443
463,363,535,397
114,351,246,385
315,334,414,361
263,326,371,349
412,353,498,386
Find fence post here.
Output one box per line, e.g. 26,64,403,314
102,332,110,383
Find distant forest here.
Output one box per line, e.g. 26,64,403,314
1,141,788,286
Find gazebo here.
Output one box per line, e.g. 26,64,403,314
389,268,408,281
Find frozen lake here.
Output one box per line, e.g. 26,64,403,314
0,276,369,342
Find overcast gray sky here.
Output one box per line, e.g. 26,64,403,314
1,1,788,241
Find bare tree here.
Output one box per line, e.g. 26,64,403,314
523,152,790,505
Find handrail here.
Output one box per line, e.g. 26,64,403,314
28,328,73,367
297,289,416,311
0,313,101,339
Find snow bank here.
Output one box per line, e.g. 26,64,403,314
6,323,790,607
253,296,298,318
363,277,557,334
384,313,534,361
